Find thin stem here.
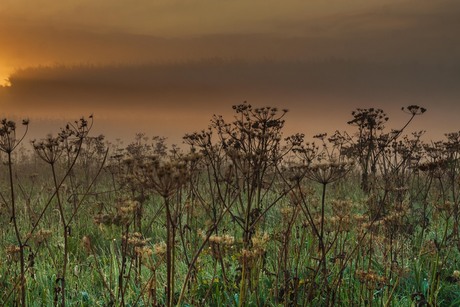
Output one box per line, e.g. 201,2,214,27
51,162,68,307
8,151,26,307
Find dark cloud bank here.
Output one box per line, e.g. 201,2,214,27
5,59,460,104
1,59,459,144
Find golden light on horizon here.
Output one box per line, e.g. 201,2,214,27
0,79,11,87
0,66,12,87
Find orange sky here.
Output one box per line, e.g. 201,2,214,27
1,0,459,145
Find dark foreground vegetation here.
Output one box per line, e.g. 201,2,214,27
1,103,460,306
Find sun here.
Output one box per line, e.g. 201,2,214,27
0,76,11,87
0,66,12,87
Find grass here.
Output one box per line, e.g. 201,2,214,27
1,103,460,306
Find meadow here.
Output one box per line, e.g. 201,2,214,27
1,103,460,306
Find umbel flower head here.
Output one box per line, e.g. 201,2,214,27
136,156,190,198
305,159,354,184
0,118,29,154
402,105,427,116
32,134,65,164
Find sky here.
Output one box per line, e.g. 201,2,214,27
0,0,459,145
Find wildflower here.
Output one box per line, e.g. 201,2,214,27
135,246,154,260
305,160,353,184
124,232,150,247
251,232,270,250
209,234,235,246
32,134,64,164
452,270,460,282
0,118,29,153
402,105,427,116
153,242,167,256
107,199,139,226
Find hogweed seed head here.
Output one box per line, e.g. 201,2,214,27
153,242,167,256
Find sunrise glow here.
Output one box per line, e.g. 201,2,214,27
0,67,11,87
0,80,11,87
0,0,458,142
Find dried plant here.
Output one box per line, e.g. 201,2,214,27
2,104,460,307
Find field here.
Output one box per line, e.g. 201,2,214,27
1,103,460,306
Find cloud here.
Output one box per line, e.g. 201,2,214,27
3,59,459,113
1,0,459,71
0,0,406,37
